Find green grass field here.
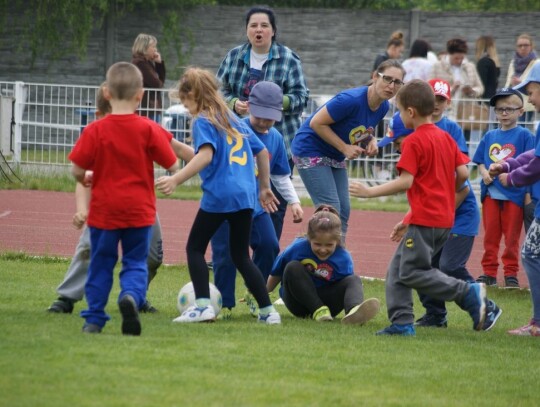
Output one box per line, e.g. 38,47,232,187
1,254,538,407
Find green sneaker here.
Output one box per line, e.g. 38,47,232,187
342,298,380,325
244,292,258,317
217,307,233,321
313,305,333,322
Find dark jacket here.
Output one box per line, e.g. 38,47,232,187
132,55,166,115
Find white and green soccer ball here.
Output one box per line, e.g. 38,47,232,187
177,282,222,316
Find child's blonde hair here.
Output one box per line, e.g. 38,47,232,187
307,204,342,245
95,81,111,118
177,67,242,139
105,62,143,101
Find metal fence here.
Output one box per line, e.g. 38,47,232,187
1,81,538,193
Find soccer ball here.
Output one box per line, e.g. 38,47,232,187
177,282,222,316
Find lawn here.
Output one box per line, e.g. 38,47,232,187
1,254,538,407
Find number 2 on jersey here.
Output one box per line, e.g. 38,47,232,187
227,134,247,165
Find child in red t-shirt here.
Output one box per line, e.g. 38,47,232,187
349,79,501,336
69,62,179,336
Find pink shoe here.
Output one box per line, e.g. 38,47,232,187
507,320,540,337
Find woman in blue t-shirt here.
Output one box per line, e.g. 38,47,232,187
291,59,405,240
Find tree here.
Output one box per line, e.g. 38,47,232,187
0,0,207,72
0,0,537,67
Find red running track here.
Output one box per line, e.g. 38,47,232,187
0,190,528,286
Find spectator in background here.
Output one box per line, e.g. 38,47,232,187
475,35,501,100
217,5,309,240
430,38,484,100
402,38,434,82
372,31,405,73
430,38,484,144
131,33,166,123
505,33,539,126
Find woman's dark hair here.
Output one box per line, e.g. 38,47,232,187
446,38,468,54
245,5,277,40
409,39,431,58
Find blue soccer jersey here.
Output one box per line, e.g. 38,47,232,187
271,237,354,289
193,116,265,213
473,126,534,206
292,87,389,161
434,116,469,155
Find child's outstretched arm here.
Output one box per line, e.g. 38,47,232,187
155,144,213,195
72,181,91,229
349,171,414,198
490,149,540,188
270,174,303,223
255,149,279,213
170,139,195,163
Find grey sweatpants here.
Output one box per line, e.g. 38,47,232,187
386,225,469,325
56,215,163,301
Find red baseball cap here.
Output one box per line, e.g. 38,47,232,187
428,79,451,101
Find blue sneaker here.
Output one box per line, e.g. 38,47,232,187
460,283,487,331
376,323,415,336
482,299,502,331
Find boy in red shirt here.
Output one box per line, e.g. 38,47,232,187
349,79,501,336
69,62,179,335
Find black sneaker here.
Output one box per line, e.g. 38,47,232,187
504,276,520,289
82,323,102,334
482,299,502,331
140,299,158,313
415,314,448,328
475,275,497,286
47,297,75,313
118,295,141,336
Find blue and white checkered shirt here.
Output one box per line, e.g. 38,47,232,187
217,41,309,159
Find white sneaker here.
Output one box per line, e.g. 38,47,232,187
341,298,380,325
173,305,216,323
258,311,281,325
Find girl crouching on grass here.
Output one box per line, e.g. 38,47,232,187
267,204,380,324
155,67,281,324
